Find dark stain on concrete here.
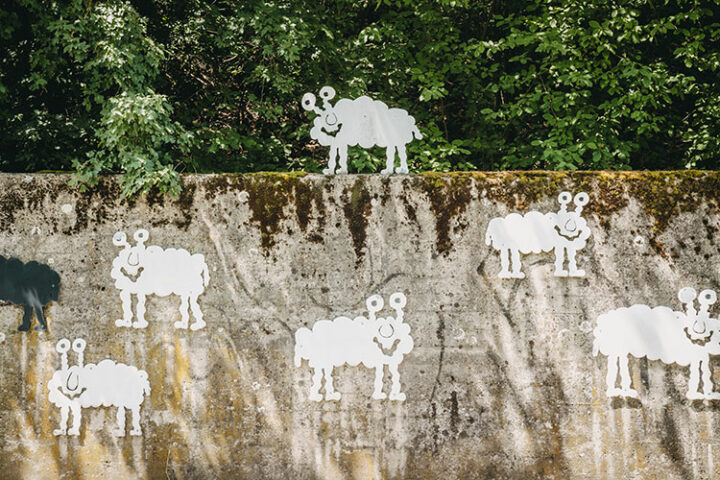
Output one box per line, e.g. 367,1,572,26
342,178,372,265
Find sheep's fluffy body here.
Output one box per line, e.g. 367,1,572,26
594,305,704,366
135,247,207,296
295,316,413,370
49,360,150,409
112,246,209,296
311,96,421,150
486,212,558,254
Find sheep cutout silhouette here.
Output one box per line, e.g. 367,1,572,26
48,338,151,436
593,288,720,400
485,191,591,279
301,86,422,175
0,254,60,331
111,229,209,330
294,292,414,401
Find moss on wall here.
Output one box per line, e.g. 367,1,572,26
1,171,719,259
342,178,373,264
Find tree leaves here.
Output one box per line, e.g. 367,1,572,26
1,0,720,195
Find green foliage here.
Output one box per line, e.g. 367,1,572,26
471,1,720,169
73,92,192,196
1,0,720,195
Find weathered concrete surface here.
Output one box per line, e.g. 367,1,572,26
1,171,720,479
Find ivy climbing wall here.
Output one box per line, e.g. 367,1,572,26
1,172,720,480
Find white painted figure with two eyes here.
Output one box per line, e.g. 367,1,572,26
301,87,422,175
485,192,591,278
48,339,150,436
294,293,414,401
111,229,209,330
594,288,720,400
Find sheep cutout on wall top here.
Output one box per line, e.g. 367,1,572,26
0,254,60,331
294,292,414,401
48,338,151,436
594,288,720,400
301,86,422,175
485,192,591,279
111,229,209,330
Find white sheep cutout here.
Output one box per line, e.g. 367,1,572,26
485,191,591,278
48,338,151,436
294,292,414,401
593,287,720,400
301,86,422,174
111,229,209,331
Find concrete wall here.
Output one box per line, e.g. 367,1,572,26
0,171,719,479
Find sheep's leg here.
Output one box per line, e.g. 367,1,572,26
324,367,341,401
309,368,323,402
113,406,126,437
174,295,190,329
372,365,387,400
388,362,406,401
68,402,82,436
700,359,720,400
687,360,703,400
381,146,396,174
132,293,148,328
115,290,133,327
567,246,585,277
189,294,206,331
18,305,32,331
498,248,512,278
129,406,142,436
323,146,338,175
34,305,47,331
53,404,69,436
510,249,525,279
554,246,569,276
618,355,637,397
337,144,348,174
396,145,409,174
605,355,621,397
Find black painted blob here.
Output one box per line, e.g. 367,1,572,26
0,254,61,332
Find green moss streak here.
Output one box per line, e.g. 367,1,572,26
200,172,317,253
419,172,474,255
172,181,197,230
342,178,372,265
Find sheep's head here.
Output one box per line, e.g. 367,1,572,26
53,339,88,398
680,288,720,345
374,315,410,351
551,192,590,239
112,229,149,276
367,293,413,356
302,86,340,144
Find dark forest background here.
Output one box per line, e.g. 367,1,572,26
1,0,719,194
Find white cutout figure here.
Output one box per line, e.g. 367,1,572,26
485,192,591,278
111,229,209,330
48,338,151,436
593,288,720,400
301,86,422,175
294,292,414,401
